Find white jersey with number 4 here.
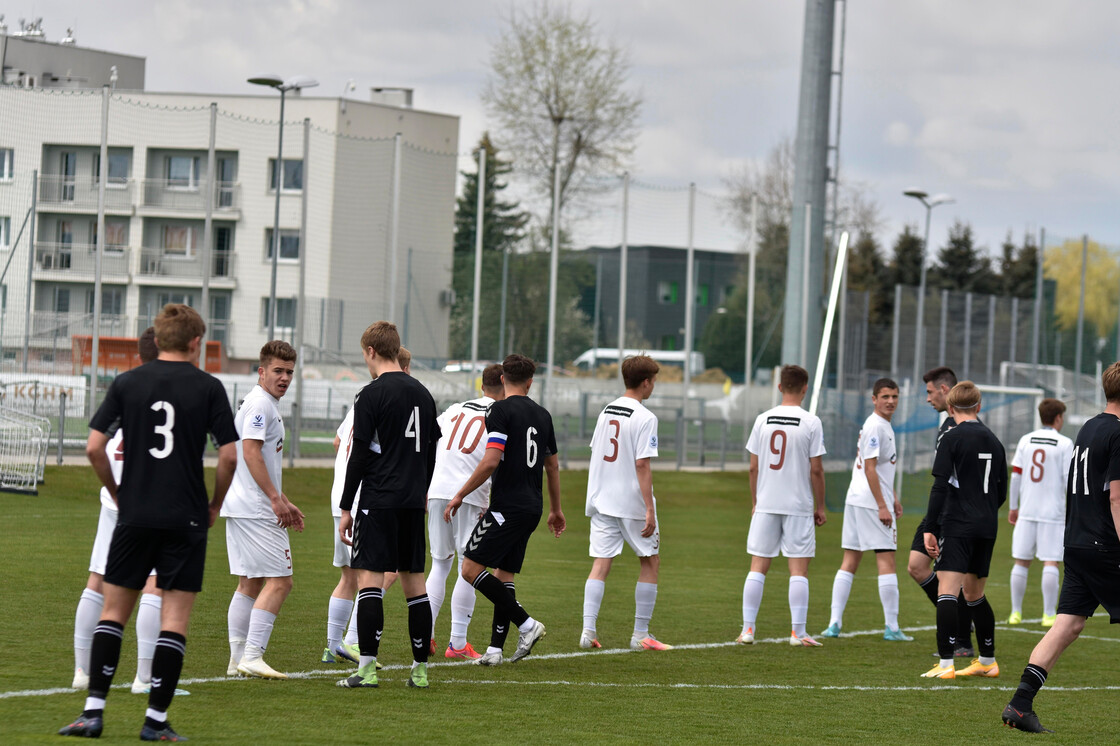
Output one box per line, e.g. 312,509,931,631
1011,426,1073,524
586,396,659,520
220,384,285,520
845,412,896,510
747,404,826,517
427,396,497,508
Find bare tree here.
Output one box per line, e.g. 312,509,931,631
482,1,641,228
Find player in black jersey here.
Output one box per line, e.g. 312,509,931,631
1002,363,1120,733
336,321,440,690
444,354,565,665
59,304,238,742
920,382,1007,680
908,366,975,657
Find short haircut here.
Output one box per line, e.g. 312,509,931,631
947,380,981,411
1103,362,1120,403
481,363,504,391
259,340,297,368
779,364,809,393
154,304,205,353
398,345,411,370
923,366,958,390
1037,398,1066,426
502,354,536,385
622,355,659,390
138,326,159,364
872,377,899,396
360,321,400,360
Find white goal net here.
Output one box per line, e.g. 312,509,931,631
0,407,51,494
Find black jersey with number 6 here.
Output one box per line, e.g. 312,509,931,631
348,371,439,510
485,395,557,515
1065,412,1120,551
89,359,237,531
925,420,1007,539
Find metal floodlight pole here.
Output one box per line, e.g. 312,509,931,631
388,133,402,322
1032,227,1045,384
470,147,486,394
294,117,310,459
201,102,217,353
683,183,696,396
903,188,953,387
617,172,630,384
744,193,758,458
90,85,109,416
22,169,37,373
545,163,561,410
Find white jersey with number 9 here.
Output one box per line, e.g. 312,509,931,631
746,404,826,517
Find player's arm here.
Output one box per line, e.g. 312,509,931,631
635,457,656,537
209,441,237,527
544,452,565,537
1110,479,1120,546
748,454,759,514
862,456,892,526
243,438,298,529
86,429,116,504
1008,464,1022,524
333,434,341,453
810,454,826,526
444,447,500,521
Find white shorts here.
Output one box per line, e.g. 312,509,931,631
1011,519,1064,563
89,504,118,575
333,515,352,568
746,512,816,558
840,503,897,552
428,499,484,559
588,510,660,558
226,517,292,578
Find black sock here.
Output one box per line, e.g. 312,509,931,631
356,587,384,658
919,572,939,605
474,573,528,645
406,594,432,663
489,581,516,649
936,595,958,660
87,619,125,706
968,595,995,657
1009,664,1048,711
148,631,186,715
957,589,974,648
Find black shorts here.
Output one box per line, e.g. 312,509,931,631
935,535,995,578
910,516,932,556
104,524,208,593
351,508,426,574
464,509,541,574
1057,547,1120,623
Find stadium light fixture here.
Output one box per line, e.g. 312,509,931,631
249,73,319,341
904,187,955,390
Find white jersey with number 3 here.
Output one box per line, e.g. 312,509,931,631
1011,426,1073,524
586,396,659,520
747,404,826,517
427,396,496,508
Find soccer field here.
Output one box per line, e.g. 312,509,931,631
2,467,1117,743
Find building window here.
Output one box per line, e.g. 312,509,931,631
265,228,300,261
660,334,676,351
261,297,297,330
157,292,195,308
90,219,129,249
0,149,12,181
657,280,678,305
166,156,200,189
0,217,9,250
93,152,130,186
696,284,709,307
87,287,124,316
162,224,199,256
268,158,303,192
54,287,70,313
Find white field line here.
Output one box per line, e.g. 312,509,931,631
4,621,1117,700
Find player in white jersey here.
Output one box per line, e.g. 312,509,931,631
221,341,304,679
425,364,505,660
1007,398,1073,627
821,378,912,641
580,355,673,652
738,364,827,647
71,329,174,694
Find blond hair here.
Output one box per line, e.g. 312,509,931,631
947,381,981,411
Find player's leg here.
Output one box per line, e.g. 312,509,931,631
236,518,294,677
425,498,454,646
826,549,862,635
398,509,432,688
1008,519,1034,623
74,574,105,689
1009,560,1030,622
740,512,778,642
132,576,162,692
446,504,482,657
907,517,938,605
1002,613,1083,732
1038,521,1064,626
957,538,998,676
785,515,819,646
141,587,196,740
583,512,620,648
632,553,670,649
224,518,259,672
327,567,358,662
1041,562,1060,624
874,550,909,639
924,555,966,677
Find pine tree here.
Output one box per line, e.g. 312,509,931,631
931,220,996,294
453,133,528,256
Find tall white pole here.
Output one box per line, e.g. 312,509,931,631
294,117,310,458
201,102,216,353
800,203,811,365
743,193,758,457
22,170,37,374
90,85,109,415
469,147,486,393
545,163,561,409
683,183,696,396
268,88,286,340
387,133,403,323
617,172,629,383
809,232,849,415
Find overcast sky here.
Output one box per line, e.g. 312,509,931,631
8,0,1119,254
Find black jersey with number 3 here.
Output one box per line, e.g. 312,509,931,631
1065,412,1120,551
926,419,1007,539
485,395,557,515
89,359,237,530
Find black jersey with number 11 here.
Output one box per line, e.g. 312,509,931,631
89,359,238,531
1065,412,1120,551
485,395,557,515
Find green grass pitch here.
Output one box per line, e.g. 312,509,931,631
1,466,1117,743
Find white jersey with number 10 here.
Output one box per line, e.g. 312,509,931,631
427,396,497,508
746,404,826,517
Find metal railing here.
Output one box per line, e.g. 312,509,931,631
138,248,236,280
140,179,240,212
38,175,133,211
34,243,131,276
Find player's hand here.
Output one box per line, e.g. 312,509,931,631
548,510,566,537
1008,508,1018,525
894,500,903,519
339,511,354,546
207,501,220,528
923,532,938,558
444,495,463,523
641,509,656,538
285,497,305,533
814,508,827,526
878,505,893,527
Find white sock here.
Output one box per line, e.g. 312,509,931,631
244,608,277,658
1010,564,1028,614
486,646,502,656
359,654,376,668
789,576,809,637
517,616,538,634
878,573,900,631
426,556,454,635
327,596,353,651
582,578,606,633
74,588,104,673
343,592,360,645
829,570,854,628
448,568,476,650
135,593,162,683
1041,566,1060,617
742,571,766,632
145,708,168,724
980,655,996,665
633,582,658,638
227,591,254,662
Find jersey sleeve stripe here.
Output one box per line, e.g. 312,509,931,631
1011,465,1022,474
487,432,507,451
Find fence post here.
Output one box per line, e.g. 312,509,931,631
698,419,706,467
719,419,728,470
561,414,570,470
579,391,588,439
290,401,299,464
963,293,973,380
57,391,67,465
675,409,685,471
33,380,39,415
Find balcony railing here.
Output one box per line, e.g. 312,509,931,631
38,175,134,211
138,248,236,281
141,179,240,212
31,311,131,340
35,243,131,276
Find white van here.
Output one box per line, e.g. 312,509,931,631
572,348,706,376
